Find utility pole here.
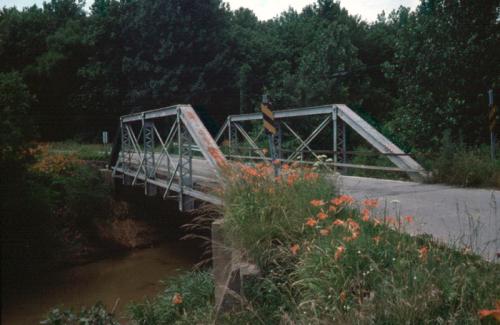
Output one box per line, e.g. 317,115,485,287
488,88,497,160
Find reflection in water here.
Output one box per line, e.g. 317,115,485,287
2,241,199,324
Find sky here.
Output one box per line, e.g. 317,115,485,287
0,0,419,22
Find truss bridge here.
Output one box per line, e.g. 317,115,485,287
110,104,426,211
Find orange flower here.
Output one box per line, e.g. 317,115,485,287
242,166,259,177
346,219,360,232
304,172,319,181
272,159,281,165
290,243,300,255
319,228,331,236
305,218,318,227
331,197,343,206
317,211,328,220
418,246,429,260
404,215,414,224
339,195,354,205
287,173,299,186
363,198,379,208
172,293,183,305
310,199,326,207
282,163,290,171
332,219,345,226
373,218,382,226
339,291,347,303
361,208,370,222
335,245,345,260
478,301,500,321
343,230,360,242
372,236,381,244
328,205,337,212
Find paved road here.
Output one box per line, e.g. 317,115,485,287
335,175,500,261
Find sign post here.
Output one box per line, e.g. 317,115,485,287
261,95,280,176
102,131,109,161
488,89,497,160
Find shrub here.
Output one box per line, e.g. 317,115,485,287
40,302,119,325
431,131,500,187
128,271,215,325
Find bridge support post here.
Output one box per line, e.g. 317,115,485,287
143,119,157,196
120,119,133,184
333,108,347,174
178,112,194,212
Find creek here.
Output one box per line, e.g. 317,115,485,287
1,238,200,324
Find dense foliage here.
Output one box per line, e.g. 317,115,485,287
0,0,498,147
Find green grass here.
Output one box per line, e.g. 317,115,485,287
218,164,500,323
128,271,215,325
47,141,112,161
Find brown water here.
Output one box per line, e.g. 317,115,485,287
1,241,200,324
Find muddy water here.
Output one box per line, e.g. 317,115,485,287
1,240,200,324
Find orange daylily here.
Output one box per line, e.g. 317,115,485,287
418,246,429,260
339,194,355,205
335,245,345,260
404,215,414,224
172,293,183,305
310,199,326,207
317,211,328,220
478,301,500,321
331,197,343,206
304,172,319,181
328,205,337,212
339,291,347,303
306,218,318,227
332,219,345,226
361,208,370,222
363,198,379,208
287,173,299,186
346,219,360,232
290,243,300,255
343,230,360,242
319,228,331,236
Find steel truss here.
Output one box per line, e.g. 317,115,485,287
112,105,226,211
215,104,427,181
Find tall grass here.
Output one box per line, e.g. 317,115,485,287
219,163,500,323
430,132,500,187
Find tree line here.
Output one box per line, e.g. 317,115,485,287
1,0,498,151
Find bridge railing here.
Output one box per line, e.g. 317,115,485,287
112,104,226,211
215,104,427,181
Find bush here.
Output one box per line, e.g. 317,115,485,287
128,271,215,325
431,131,500,188
41,302,119,325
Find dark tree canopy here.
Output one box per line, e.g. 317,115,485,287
0,0,498,148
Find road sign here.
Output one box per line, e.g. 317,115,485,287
261,100,277,135
489,104,497,132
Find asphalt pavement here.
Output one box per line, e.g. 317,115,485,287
335,175,500,261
